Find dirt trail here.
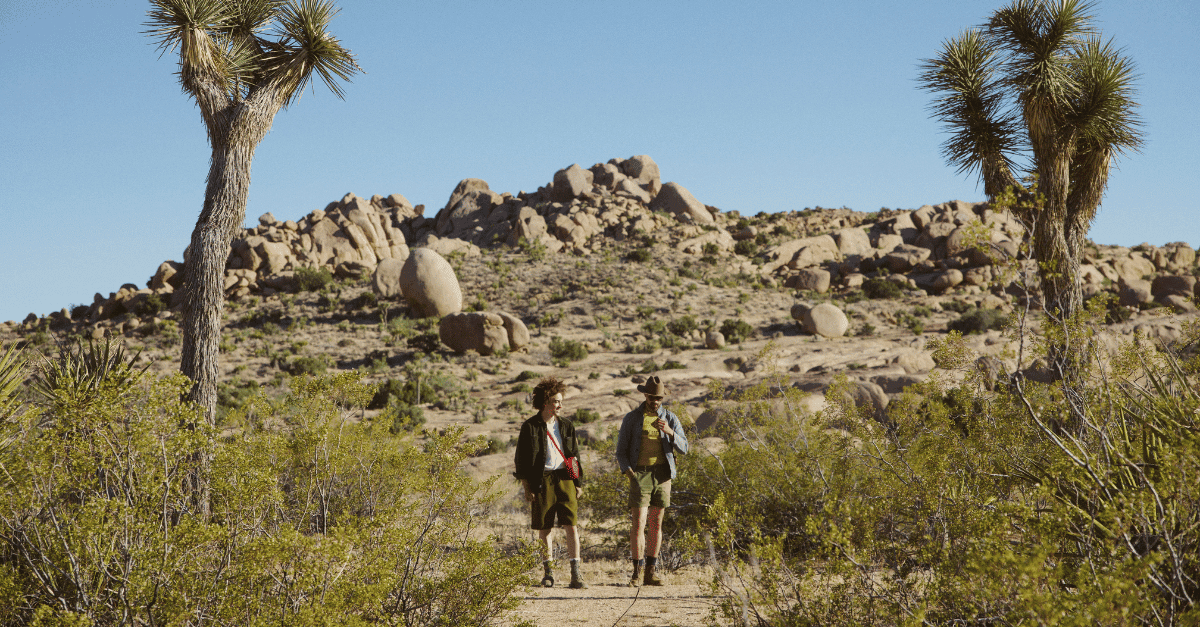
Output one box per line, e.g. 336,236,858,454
506,563,714,627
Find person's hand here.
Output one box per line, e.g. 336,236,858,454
524,490,536,503
654,418,675,438
576,486,584,499
625,469,637,480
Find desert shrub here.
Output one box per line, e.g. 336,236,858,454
642,320,667,335
628,248,652,263
702,242,720,256
688,319,1200,626
948,307,1007,334
408,331,441,353
518,236,548,261
286,355,327,376
0,370,535,626
217,377,260,418
295,266,335,292
733,240,758,257
662,360,686,370
549,336,588,366
134,293,167,317
347,291,377,310
863,277,902,299
515,370,540,382
384,402,426,433
719,318,754,344
573,408,600,424
942,298,975,313
667,315,698,337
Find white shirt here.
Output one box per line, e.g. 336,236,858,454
544,419,566,471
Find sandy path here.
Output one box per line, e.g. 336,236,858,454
506,563,715,627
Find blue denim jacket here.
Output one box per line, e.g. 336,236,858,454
616,403,689,479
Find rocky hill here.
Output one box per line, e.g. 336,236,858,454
4,155,1198,469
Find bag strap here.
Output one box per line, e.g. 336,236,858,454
546,424,569,460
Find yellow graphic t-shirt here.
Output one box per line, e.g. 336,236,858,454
637,412,662,467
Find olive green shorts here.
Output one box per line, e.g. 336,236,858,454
629,465,671,509
531,470,578,530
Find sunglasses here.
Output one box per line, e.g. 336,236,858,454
645,395,663,401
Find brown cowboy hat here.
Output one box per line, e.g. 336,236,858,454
636,375,667,396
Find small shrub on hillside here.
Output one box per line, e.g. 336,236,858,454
702,242,720,256
515,370,540,382
385,402,426,434
942,299,975,313
287,356,328,376
347,292,377,310
295,266,335,292
667,315,698,337
863,277,902,299
134,293,167,317
550,336,588,366
573,408,600,424
628,248,652,263
517,237,547,261
948,307,1007,334
719,318,754,344
733,240,759,257
408,331,441,353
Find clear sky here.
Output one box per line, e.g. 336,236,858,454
1,0,1196,324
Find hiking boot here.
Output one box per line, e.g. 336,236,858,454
627,562,642,587
541,562,554,588
643,564,663,586
568,561,588,589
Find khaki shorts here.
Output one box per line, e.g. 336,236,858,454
531,470,578,530
629,465,671,509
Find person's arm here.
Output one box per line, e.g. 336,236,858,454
514,422,536,500
615,414,635,477
667,411,689,455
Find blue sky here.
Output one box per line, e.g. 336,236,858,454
1,0,1196,324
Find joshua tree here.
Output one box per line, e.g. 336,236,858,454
919,0,1142,325
146,0,360,426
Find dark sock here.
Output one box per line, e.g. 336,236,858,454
645,556,657,567
632,558,643,568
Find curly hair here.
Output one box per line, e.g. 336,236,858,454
532,376,567,410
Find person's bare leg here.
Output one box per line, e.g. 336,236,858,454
564,525,580,559
645,506,664,558
539,528,555,587
629,507,648,559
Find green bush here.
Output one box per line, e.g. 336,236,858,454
515,370,540,382
628,248,652,263
948,307,1007,334
286,356,328,376
0,371,535,626
134,293,167,317
667,315,698,337
549,336,588,365
573,408,600,424
863,277,903,299
295,266,335,292
733,240,759,257
385,402,426,434
719,318,754,344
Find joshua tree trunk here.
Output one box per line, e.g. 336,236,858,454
178,101,279,516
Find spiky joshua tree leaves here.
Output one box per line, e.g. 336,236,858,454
146,0,360,428
920,0,1142,328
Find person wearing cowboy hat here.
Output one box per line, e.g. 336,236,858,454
615,375,689,586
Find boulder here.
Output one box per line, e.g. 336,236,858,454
705,330,726,349
839,380,889,423
832,228,872,256
800,303,849,338
551,164,593,202
1113,255,1156,285
871,373,928,395
881,245,931,273
763,235,839,274
1118,278,1153,308
372,258,405,299
399,248,463,318
1151,275,1196,299
589,163,626,190
150,261,184,290
496,311,530,351
784,268,831,293
891,350,935,374
875,213,918,243
508,207,548,246
615,178,652,203
1161,294,1197,313
438,312,509,356
910,269,963,293
649,182,714,225
619,155,661,188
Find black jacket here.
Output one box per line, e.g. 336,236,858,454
513,414,583,492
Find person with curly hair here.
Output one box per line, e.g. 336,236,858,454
513,376,587,589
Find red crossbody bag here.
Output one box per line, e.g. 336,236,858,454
546,427,581,480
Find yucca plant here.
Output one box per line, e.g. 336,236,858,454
0,343,30,456
145,0,361,427
30,338,148,420
919,0,1142,330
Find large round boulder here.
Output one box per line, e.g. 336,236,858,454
372,258,405,298
438,312,509,355
400,248,463,318
649,182,714,225
800,303,849,338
